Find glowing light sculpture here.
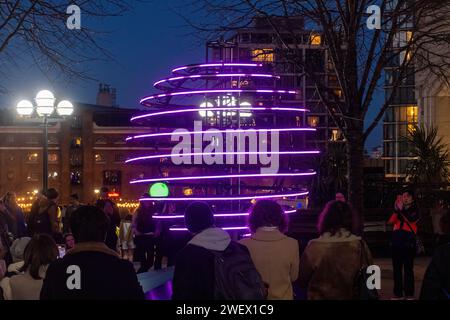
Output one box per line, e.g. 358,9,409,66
127,62,318,232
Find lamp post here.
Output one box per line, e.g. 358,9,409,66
16,90,73,191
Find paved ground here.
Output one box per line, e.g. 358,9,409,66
374,257,431,300
133,256,433,300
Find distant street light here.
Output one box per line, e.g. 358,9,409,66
16,90,74,191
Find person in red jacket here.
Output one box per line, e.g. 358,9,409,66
388,189,420,300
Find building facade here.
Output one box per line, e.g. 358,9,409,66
383,2,450,180
0,100,159,207
207,16,344,150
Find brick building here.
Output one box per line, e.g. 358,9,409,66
0,91,160,206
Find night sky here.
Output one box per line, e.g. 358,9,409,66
0,1,382,150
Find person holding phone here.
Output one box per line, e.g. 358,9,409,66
388,189,420,300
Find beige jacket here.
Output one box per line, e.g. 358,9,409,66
7,265,48,300
239,228,299,300
298,228,373,300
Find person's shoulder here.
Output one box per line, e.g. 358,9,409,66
115,257,136,272
283,235,298,244
238,237,251,246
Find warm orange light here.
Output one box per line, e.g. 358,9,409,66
251,49,274,62
310,34,321,45
108,192,120,197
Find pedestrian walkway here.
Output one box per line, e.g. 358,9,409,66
374,257,431,300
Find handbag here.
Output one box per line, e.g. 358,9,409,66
353,240,379,300
399,213,425,255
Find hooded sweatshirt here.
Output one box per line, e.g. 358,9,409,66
172,227,231,300
188,227,231,251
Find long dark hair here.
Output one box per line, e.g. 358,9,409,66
135,201,156,233
317,200,354,236
21,234,58,279
248,200,288,233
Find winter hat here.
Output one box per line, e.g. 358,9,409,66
10,237,31,262
184,202,214,233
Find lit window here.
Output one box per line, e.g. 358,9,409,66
333,89,343,99
400,49,413,63
406,105,418,123
183,188,193,196
307,116,319,127
48,153,58,163
330,129,341,141
71,137,82,148
407,124,416,135
95,153,105,163
296,116,301,127
310,34,322,45
48,171,59,180
27,153,39,162
406,31,413,42
251,49,274,62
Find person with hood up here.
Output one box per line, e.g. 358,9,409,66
172,202,232,300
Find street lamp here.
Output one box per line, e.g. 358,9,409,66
16,90,74,191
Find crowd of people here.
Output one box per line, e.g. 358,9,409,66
0,186,449,300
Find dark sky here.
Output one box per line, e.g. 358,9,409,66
0,1,382,150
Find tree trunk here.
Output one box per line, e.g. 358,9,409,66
346,127,365,236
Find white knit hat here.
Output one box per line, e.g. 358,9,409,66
10,237,31,262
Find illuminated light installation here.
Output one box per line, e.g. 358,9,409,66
126,128,315,141
131,171,316,184
130,107,309,122
170,226,249,231
149,182,169,197
153,73,280,87
139,191,309,202
140,89,297,104
125,151,319,164
152,209,297,220
127,62,318,232
171,63,263,73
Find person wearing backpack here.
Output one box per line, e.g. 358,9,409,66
239,200,299,300
132,197,158,272
28,189,60,240
387,189,420,300
172,202,265,300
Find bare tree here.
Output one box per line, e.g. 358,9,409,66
0,1,135,88
179,0,450,221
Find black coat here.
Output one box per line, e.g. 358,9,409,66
420,243,450,300
40,242,144,300
172,244,215,300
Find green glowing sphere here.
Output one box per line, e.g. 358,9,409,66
149,182,169,197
